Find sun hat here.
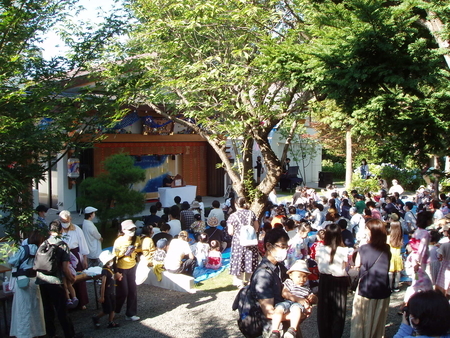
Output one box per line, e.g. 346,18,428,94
190,201,201,209
121,219,136,231
439,224,449,233
99,250,115,266
287,260,311,275
84,206,98,214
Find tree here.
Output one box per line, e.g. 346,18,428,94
0,0,126,239
103,0,314,217
303,0,450,179
77,153,146,233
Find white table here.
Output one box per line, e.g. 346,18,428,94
158,185,197,207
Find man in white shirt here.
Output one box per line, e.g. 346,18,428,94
82,206,103,267
388,179,404,196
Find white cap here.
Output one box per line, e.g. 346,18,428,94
121,219,136,231
84,206,98,214
99,250,115,265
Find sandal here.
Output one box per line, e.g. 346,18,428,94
107,322,120,328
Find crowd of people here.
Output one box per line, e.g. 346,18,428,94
6,179,450,338
230,181,450,338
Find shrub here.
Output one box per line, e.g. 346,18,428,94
349,177,380,195
371,163,424,191
321,160,345,180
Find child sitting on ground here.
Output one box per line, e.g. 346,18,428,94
205,240,222,270
92,250,122,328
270,260,318,338
64,252,79,308
190,214,206,237
191,233,210,268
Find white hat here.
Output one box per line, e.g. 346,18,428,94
287,260,311,275
121,219,136,231
99,250,115,265
84,206,98,214
167,171,173,176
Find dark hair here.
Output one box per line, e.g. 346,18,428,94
429,229,442,243
163,207,171,215
170,205,180,219
49,219,62,233
210,240,221,250
366,219,388,251
317,204,324,212
342,199,351,207
337,219,348,230
155,201,162,209
408,290,450,335
28,230,45,246
174,196,181,204
212,200,220,208
388,221,403,248
364,208,372,217
325,208,340,221
195,195,203,202
141,225,153,238
285,219,295,230
159,222,171,232
324,223,343,263
431,199,440,209
405,202,414,210
84,212,94,220
264,228,289,250
160,214,169,223
366,201,376,208
181,201,190,210
416,211,433,229
236,197,249,209
150,205,158,214
194,214,202,221
198,232,208,243
262,221,272,232
288,206,296,214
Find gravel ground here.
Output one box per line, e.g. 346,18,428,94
64,275,406,338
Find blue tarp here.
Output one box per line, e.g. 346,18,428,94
193,248,231,283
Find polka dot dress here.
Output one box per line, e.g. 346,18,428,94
228,209,259,276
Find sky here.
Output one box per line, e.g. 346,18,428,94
40,0,121,59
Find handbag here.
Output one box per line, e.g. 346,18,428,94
239,212,258,247
17,275,30,288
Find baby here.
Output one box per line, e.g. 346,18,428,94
270,260,318,338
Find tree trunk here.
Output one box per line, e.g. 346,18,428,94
345,127,353,189
422,12,450,69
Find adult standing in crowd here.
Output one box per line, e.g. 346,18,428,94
113,220,141,321
162,171,174,187
59,210,90,310
9,230,46,338
316,223,349,338
36,220,83,338
82,206,103,267
251,228,309,337
35,204,49,230
228,197,259,288
350,219,391,338
254,155,264,184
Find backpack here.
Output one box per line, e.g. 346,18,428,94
33,240,67,275
232,267,268,338
11,245,37,278
239,212,258,247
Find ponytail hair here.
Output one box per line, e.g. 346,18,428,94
236,197,249,210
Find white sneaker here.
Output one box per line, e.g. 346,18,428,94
126,316,140,321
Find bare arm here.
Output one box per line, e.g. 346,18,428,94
99,275,106,303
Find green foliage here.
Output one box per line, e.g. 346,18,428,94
0,0,126,239
349,177,381,195
322,160,346,180
441,178,450,193
77,153,146,231
371,163,424,191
